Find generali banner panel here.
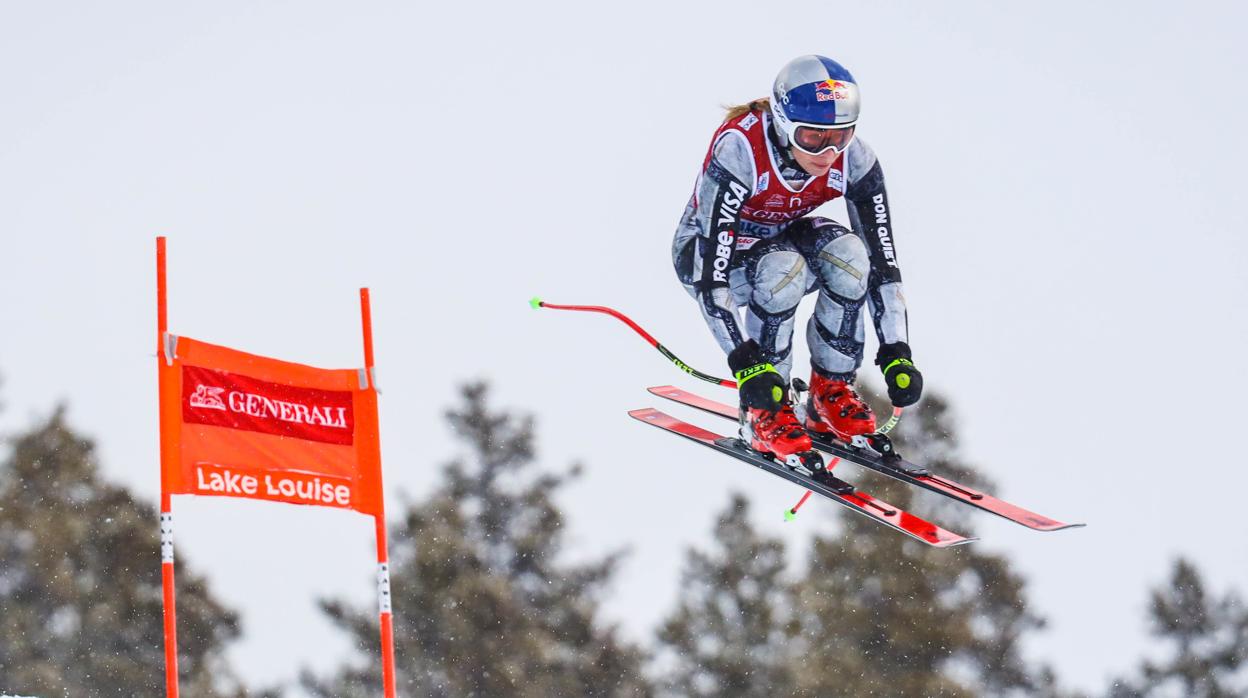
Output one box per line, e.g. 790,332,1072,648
159,335,384,517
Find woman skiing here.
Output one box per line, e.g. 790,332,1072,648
672,54,923,478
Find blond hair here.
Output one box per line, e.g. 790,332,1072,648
723,97,771,122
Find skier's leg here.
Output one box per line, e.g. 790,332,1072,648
794,218,870,379
678,235,809,377
794,218,876,438
730,239,828,472
738,239,809,382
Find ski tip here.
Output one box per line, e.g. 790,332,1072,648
921,532,979,548
1017,515,1087,532
942,536,980,548
528,296,544,310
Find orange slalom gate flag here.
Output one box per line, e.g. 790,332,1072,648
158,335,384,517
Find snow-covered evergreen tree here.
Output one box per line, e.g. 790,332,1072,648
1108,558,1248,697
0,407,262,697
657,493,797,696
305,382,651,697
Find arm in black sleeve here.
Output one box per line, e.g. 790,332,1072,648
845,159,901,283
845,154,910,345
686,133,758,352
698,158,752,290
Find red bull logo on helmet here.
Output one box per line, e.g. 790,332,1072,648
815,79,852,102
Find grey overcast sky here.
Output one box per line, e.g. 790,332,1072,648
2,1,1246,694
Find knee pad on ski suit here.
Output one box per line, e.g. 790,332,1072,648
792,218,871,379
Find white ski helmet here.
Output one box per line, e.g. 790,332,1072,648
770,55,860,156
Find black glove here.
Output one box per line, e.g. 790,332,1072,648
876,342,923,407
728,340,786,410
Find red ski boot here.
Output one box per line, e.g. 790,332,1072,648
805,372,876,441
742,404,853,493
740,403,822,468
743,403,812,461
727,340,849,491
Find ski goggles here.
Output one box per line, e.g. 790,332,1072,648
791,123,856,156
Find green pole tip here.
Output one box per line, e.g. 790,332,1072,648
783,509,797,522
529,296,543,310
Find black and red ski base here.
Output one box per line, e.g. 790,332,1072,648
628,407,975,548
647,385,1083,533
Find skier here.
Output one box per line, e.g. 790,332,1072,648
672,55,924,476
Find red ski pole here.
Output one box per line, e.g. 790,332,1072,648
783,457,842,521
784,492,812,522
531,298,736,389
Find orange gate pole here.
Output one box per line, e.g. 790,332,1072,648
361,288,398,697
157,236,181,698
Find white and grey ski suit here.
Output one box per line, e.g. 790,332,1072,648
672,108,910,381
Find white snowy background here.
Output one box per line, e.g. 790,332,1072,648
1,1,1245,694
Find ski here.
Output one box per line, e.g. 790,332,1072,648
646,385,1083,532
628,407,975,548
